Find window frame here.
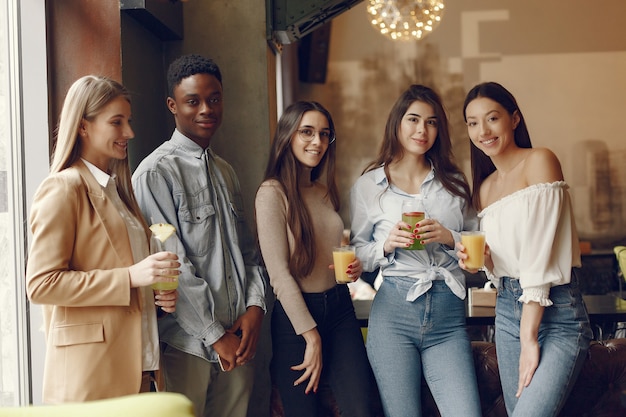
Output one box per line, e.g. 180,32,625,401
1,0,49,406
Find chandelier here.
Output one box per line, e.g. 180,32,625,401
367,0,445,41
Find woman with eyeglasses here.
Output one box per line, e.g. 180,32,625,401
255,101,378,417
350,85,482,417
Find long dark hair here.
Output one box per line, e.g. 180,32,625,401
364,84,471,204
463,82,532,210
263,101,339,278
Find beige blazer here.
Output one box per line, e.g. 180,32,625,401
26,161,149,404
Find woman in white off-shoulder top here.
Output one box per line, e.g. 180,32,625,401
458,82,592,417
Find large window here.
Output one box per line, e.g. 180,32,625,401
0,0,30,405
1,0,48,406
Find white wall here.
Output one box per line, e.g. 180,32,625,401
297,0,626,246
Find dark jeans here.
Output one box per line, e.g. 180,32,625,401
271,284,377,417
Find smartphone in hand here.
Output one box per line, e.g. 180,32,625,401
217,354,229,372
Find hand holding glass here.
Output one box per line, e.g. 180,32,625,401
461,231,486,269
402,199,425,250
149,223,179,290
333,245,356,284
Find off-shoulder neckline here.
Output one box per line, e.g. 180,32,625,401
478,181,568,217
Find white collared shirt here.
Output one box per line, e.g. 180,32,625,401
82,159,160,371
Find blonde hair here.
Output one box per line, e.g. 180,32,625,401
51,75,148,231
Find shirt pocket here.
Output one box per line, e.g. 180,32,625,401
52,322,104,347
178,203,216,257
426,194,464,231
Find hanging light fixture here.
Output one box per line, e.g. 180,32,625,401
367,0,445,41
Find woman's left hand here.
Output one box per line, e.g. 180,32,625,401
415,218,454,248
328,256,362,282
292,328,323,394
517,338,540,398
517,302,544,397
154,289,178,313
346,257,362,282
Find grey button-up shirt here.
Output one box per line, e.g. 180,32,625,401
132,129,266,362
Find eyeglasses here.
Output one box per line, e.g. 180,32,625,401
296,128,336,144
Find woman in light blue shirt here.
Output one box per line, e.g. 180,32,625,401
350,85,482,417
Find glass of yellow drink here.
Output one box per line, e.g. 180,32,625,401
149,223,179,290
333,245,356,284
461,231,486,269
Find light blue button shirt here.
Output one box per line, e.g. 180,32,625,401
132,129,266,363
350,165,478,301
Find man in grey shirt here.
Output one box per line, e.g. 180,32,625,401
132,54,266,417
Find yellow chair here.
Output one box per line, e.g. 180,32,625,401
615,246,626,298
0,392,194,417
615,246,626,277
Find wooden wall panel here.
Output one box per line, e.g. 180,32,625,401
46,0,121,144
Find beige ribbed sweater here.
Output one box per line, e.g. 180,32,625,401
255,179,344,334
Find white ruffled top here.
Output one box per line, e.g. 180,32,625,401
479,181,581,306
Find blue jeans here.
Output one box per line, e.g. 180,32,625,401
271,284,377,417
367,277,482,417
495,274,592,417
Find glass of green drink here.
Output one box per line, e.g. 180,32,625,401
402,198,425,250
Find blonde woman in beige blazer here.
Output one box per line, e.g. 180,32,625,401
26,75,179,404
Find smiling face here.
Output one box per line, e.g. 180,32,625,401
167,73,223,148
290,110,331,169
79,96,133,171
398,100,438,157
465,97,520,157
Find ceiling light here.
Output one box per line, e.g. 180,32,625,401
367,0,445,41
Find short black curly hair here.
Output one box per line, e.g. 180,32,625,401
166,54,222,97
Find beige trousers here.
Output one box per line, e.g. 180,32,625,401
161,343,254,417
